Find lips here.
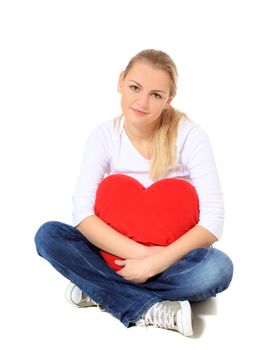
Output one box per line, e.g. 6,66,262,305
131,107,148,116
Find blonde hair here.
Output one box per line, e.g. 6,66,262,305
114,49,189,180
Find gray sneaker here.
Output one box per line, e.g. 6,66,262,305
65,282,97,308
136,300,193,336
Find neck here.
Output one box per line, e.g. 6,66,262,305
124,119,154,145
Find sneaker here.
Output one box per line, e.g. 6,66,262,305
136,300,193,336
65,282,97,308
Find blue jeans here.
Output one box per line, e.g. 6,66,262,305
34,221,233,327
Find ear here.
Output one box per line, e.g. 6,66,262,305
117,71,125,93
164,96,174,110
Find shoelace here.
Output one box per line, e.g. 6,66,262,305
139,302,178,330
81,295,105,312
80,295,93,304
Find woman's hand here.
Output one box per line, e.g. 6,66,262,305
115,256,158,284
115,245,166,284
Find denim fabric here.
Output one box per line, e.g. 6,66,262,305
34,221,233,327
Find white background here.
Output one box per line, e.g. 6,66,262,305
1,0,274,348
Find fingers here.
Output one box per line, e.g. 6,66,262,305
114,259,126,266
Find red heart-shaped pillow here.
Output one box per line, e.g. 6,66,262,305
94,174,199,270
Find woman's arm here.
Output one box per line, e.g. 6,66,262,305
77,215,157,260
146,225,216,274
116,225,216,283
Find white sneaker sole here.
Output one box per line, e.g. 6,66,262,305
65,282,82,306
177,300,193,336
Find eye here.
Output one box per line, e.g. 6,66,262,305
129,85,140,92
152,93,162,99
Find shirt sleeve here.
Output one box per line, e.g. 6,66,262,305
72,126,110,227
180,124,225,239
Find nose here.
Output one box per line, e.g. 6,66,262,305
137,92,149,110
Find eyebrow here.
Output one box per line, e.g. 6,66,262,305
128,80,167,94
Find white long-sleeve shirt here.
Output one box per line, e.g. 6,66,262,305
72,115,225,239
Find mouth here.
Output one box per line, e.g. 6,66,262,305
131,107,148,116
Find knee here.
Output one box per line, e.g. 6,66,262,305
206,248,234,292
34,221,63,255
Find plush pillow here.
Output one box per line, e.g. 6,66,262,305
94,174,199,271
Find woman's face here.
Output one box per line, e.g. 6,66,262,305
118,62,173,128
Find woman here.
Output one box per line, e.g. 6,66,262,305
34,49,233,336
